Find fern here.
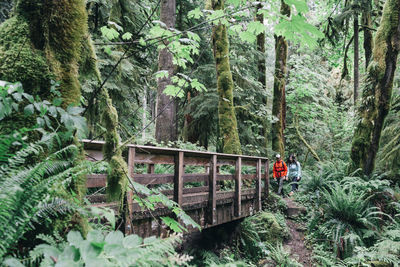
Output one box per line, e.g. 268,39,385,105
0,140,93,260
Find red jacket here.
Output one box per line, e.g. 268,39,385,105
273,160,287,178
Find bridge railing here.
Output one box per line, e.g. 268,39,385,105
83,140,269,234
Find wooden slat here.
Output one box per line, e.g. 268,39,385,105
264,160,269,198
86,174,106,188
184,174,208,183
235,157,242,217
135,154,174,165
161,186,219,195
208,155,217,225
134,174,174,185
174,152,184,206
147,164,155,174
126,147,135,235
255,159,262,211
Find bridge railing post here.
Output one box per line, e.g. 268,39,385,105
174,151,184,206
264,159,269,199
207,154,217,225
234,156,242,217
125,147,135,235
256,159,262,211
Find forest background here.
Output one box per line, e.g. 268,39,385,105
0,0,399,266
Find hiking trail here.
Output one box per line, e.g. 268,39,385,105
284,198,314,266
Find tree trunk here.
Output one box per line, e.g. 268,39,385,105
212,0,241,154
354,13,359,103
256,3,269,151
272,0,290,157
362,9,374,68
349,0,400,175
155,0,177,143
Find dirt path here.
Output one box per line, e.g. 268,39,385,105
283,198,314,266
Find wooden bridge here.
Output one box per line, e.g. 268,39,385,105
83,140,270,237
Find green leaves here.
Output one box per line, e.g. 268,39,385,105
188,7,203,19
275,14,324,48
100,26,119,41
284,0,309,13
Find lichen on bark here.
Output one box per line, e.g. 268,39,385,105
271,0,290,157
211,0,241,154
349,0,400,175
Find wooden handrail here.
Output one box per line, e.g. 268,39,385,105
83,139,270,231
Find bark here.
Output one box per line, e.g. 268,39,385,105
272,0,290,157
256,3,269,150
212,0,241,154
354,13,360,103
362,9,374,68
0,0,90,234
349,0,400,175
155,0,177,143
295,117,321,162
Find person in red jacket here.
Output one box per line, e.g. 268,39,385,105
273,154,288,196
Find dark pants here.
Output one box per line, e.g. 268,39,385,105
276,177,284,195
291,176,299,192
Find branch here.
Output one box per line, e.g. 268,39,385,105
295,117,321,162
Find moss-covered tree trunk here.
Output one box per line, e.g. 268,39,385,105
212,0,241,154
349,0,400,175
362,7,374,68
155,0,178,143
256,3,269,151
0,0,90,234
271,0,290,157
353,13,360,103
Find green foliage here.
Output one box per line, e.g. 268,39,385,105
265,243,303,267
0,139,93,260
10,230,192,266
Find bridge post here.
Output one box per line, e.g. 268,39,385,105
264,160,269,198
174,151,184,206
207,154,217,225
235,157,242,217
256,159,262,211
125,147,135,235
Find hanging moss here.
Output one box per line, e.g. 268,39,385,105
99,88,128,204
212,0,241,155
349,0,400,175
271,0,290,157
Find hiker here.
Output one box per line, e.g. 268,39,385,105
273,154,287,196
287,154,301,196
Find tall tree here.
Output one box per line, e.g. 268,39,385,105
349,0,400,175
353,11,360,103
271,0,290,157
155,0,178,143
0,0,90,233
211,0,241,154
256,2,268,150
362,0,374,68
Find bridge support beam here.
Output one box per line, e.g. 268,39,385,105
235,157,242,217
255,159,262,211
125,147,135,235
174,151,184,206
207,154,217,225
264,160,269,198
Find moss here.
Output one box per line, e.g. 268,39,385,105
212,0,241,154
100,88,128,205
349,0,400,175
271,0,290,157
247,211,288,243
262,192,288,213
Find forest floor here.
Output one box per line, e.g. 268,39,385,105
284,198,314,266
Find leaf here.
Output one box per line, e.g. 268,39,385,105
24,104,34,116
155,70,169,79
122,32,132,40
108,21,123,31
100,26,120,41
188,7,203,19
3,258,25,267
247,21,265,36
67,106,85,116
123,235,142,248
284,0,309,13
161,217,185,233
87,230,104,243
67,231,83,247
105,231,124,245
239,30,256,43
